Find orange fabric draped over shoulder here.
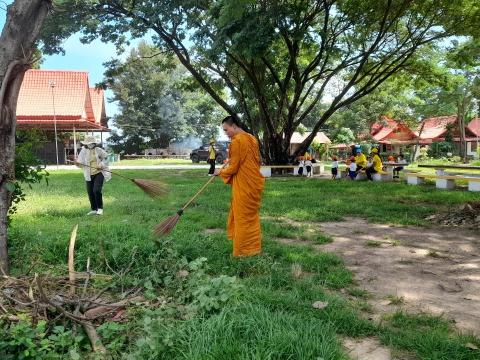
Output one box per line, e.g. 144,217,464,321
219,133,265,257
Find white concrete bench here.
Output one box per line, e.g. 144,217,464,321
405,173,480,191
372,172,393,182
355,172,368,180
260,163,324,177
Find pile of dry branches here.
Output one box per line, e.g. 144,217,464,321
0,225,144,354
426,201,480,229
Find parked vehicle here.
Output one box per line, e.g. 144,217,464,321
190,141,230,164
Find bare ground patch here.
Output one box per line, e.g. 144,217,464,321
343,337,392,360
272,216,480,335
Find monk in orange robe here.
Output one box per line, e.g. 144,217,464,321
215,116,265,257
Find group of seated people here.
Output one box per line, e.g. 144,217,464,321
331,149,407,181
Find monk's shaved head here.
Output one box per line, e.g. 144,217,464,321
221,115,240,127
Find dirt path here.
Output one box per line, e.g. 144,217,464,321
302,218,480,336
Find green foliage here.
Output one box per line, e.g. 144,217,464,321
0,318,86,359
417,147,430,161
310,140,328,160
49,0,480,163
332,127,355,144
104,42,225,154
427,141,454,158
8,131,49,223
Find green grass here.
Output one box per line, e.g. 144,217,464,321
7,169,480,359
347,287,371,299
366,240,382,247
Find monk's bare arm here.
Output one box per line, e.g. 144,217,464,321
219,138,242,177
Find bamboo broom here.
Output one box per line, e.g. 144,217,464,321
154,162,228,238
68,160,168,198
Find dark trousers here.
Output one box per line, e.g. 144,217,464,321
208,159,216,174
355,165,365,174
366,167,377,181
86,173,104,210
393,167,404,177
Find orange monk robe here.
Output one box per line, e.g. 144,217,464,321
219,133,265,257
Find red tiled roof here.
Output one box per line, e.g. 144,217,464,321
468,118,480,137
89,87,107,126
371,116,417,142
290,131,331,144
16,70,108,130
415,115,456,139
371,116,398,137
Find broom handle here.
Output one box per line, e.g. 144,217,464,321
67,160,133,182
181,162,228,211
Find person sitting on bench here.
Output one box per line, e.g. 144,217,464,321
355,149,367,174
393,154,407,178
366,148,383,181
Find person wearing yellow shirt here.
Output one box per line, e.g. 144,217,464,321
366,148,383,181
207,139,217,176
354,149,367,173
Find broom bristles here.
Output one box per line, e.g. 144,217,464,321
154,213,181,238
132,179,169,198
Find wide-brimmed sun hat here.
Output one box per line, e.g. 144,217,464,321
81,135,97,145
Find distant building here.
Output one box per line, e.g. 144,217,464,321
370,116,417,154
415,116,479,158
289,131,331,156
369,115,480,159
16,69,108,164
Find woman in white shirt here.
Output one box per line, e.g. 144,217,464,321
76,135,111,215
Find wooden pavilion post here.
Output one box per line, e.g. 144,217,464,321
73,125,77,160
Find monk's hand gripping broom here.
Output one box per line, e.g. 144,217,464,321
69,160,168,198
154,162,228,238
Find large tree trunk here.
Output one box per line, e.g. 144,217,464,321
0,0,52,274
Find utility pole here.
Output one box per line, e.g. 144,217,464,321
49,81,59,169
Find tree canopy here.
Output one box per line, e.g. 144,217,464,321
47,0,480,163
104,42,225,154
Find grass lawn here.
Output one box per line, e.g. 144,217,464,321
4,170,480,359
116,158,195,166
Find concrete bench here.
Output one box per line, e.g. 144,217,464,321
372,172,393,182
260,163,324,177
405,173,480,191
355,172,367,180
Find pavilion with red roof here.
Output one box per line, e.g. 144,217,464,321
369,115,479,159
369,116,418,154
16,69,109,164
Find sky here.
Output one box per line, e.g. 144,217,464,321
1,4,120,118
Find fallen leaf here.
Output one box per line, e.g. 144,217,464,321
465,343,479,350
312,301,328,310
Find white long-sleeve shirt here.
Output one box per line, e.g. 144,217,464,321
76,147,111,182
